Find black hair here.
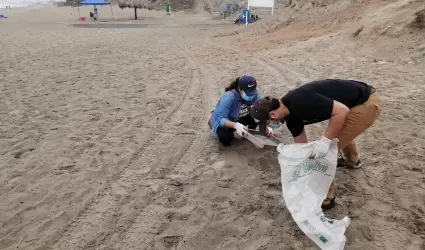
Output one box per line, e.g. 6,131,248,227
225,77,240,92
264,96,281,110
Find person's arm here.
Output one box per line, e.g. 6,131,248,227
324,101,350,140
285,115,307,143
294,129,308,143
216,93,236,129
224,120,236,128
285,90,338,143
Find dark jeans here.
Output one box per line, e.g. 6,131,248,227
216,115,258,146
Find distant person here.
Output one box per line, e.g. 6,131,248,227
250,79,381,210
208,75,272,146
93,7,98,20
165,3,171,15
221,3,232,19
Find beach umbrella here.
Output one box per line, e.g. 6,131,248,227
117,0,158,20
117,1,199,20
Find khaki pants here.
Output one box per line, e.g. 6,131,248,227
324,92,382,204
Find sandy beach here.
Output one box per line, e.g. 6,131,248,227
0,1,424,249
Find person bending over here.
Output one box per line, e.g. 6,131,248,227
250,79,382,210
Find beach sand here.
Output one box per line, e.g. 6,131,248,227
0,2,424,249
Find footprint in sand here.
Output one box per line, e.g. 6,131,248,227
161,235,183,249
261,182,282,198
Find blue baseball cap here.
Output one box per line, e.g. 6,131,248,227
238,75,258,96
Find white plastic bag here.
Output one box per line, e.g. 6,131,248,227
277,139,351,250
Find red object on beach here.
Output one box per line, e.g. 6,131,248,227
80,17,86,21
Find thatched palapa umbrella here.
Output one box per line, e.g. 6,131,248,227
118,0,159,20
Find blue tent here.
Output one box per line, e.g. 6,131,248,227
79,0,112,6
77,0,114,20
239,9,257,24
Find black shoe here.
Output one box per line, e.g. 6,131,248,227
321,197,336,211
337,154,345,168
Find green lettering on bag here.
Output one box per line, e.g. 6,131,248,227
290,161,330,182
319,235,328,243
299,161,328,174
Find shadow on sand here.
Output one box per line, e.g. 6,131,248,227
72,23,153,28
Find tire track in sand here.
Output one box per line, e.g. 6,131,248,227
204,37,307,91
103,44,214,250
170,47,222,175
43,44,207,250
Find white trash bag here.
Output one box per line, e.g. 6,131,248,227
277,139,351,250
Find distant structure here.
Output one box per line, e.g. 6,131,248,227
117,0,159,20
117,0,203,20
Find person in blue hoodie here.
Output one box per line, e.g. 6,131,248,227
208,75,272,146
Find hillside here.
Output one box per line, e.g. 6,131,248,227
211,0,424,64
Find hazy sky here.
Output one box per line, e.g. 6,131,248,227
0,0,64,4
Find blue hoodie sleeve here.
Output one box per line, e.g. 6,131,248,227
215,93,235,127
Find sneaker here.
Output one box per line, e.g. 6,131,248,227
347,160,363,169
321,197,336,211
337,156,363,169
